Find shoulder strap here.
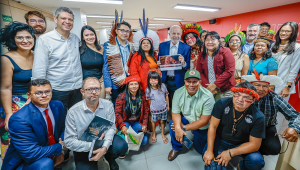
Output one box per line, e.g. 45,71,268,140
1,55,21,70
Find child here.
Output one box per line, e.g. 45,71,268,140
145,69,169,144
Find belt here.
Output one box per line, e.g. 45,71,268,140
167,76,175,80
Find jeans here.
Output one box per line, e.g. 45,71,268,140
259,126,281,155
166,77,177,120
73,135,128,170
203,136,264,170
16,158,54,170
52,89,82,114
169,116,208,154
124,121,148,146
111,86,125,106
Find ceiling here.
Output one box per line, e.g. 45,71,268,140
16,0,300,31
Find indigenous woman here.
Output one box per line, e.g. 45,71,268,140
79,25,105,98
248,37,278,76
196,31,236,101
115,75,149,146
271,22,300,100
0,22,35,159
179,22,203,70
224,23,250,82
128,10,160,92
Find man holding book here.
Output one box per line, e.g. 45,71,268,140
64,77,128,170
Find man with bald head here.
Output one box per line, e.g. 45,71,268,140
157,25,191,120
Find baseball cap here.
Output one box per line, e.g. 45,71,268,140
184,70,200,80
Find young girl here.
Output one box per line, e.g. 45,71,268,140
145,69,169,144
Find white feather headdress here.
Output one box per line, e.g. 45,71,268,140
241,69,283,86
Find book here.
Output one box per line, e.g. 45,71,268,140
88,139,104,159
79,115,114,142
159,55,182,71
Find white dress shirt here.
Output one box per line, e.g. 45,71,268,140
35,104,55,133
167,42,179,76
32,29,82,91
64,99,116,152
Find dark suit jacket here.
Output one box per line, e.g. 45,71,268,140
158,41,191,89
2,100,65,170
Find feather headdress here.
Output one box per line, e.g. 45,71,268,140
241,69,283,85
179,22,203,41
109,9,133,45
224,23,246,45
133,9,159,51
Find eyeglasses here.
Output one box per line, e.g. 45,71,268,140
117,29,130,34
229,41,241,44
185,81,199,86
233,92,254,103
83,87,101,93
34,90,52,97
15,36,34,42
280,30,292,34
205,38,217,42
29,19,45,24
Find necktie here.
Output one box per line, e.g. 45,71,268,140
45,109,55,145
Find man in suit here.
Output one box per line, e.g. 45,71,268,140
158,25,191,120
2,79,66,170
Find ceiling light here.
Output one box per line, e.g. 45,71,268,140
153,18,183,21
148,27,156,29
87,14,115,18
63,0,122,4
148,24,166,26
173,4,220,12
96,22,113,24
102,26,112,28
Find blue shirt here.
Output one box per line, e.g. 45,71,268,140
35,104,55,133
242,42,254,56
248,57,278,75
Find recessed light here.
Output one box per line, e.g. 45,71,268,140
96,22,113,24
153,18,183,21
148,24,166,26
63,0,122,4
173,4,221,12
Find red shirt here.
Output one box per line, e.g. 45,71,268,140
196,47,236,92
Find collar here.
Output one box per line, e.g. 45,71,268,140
170,41,179,49
185,87,200,98
54,28,73,40
83,99,104,113
116,37,129,48
35,104,50,113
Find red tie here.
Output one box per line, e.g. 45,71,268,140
45,109,55,146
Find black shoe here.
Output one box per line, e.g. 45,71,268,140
63,151,70,162
108,159,119,170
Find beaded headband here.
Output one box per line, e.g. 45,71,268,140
148,68,162,77
230,87,260,101
254,38,270,46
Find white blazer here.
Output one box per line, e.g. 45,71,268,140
272,43,300,94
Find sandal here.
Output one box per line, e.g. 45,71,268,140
162,136,168,144
150,134,157,143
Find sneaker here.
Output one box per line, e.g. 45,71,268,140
119,155,126,159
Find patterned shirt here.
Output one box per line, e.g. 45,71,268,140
207,56,216,83
254,91,300,133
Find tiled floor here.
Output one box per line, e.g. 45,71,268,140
0,124,282,170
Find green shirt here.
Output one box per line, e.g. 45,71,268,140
172,86,215,130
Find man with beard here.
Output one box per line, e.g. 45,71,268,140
168,70,215,161
157,25,191,120
241,71,300,156
24,11,47,38
64,77,128,170
242,23,260,55
203,82,265,170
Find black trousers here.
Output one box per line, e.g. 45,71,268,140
111,86,125,107
166,77,177,121
52,88,82,114
73,135,128,170
259,125,281,155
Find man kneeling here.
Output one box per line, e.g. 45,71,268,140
64,77,128,170
168,70,215,161
203,82,265,170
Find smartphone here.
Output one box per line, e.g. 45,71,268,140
182,136,193,149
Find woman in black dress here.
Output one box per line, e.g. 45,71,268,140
80,25,105,98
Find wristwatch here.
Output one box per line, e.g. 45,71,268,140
285,85,292,88
182,125,187,132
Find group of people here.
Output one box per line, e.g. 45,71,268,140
0,6,300,170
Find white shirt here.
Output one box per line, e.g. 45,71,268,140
32,29,82,91
35,104,55,133
167,42,179,76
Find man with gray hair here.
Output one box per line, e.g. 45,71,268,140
32,7,82,161
242,23,260,55
157,25,191,120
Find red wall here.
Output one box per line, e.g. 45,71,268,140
157,2,300,42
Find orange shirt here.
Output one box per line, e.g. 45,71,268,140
147,56,158,69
